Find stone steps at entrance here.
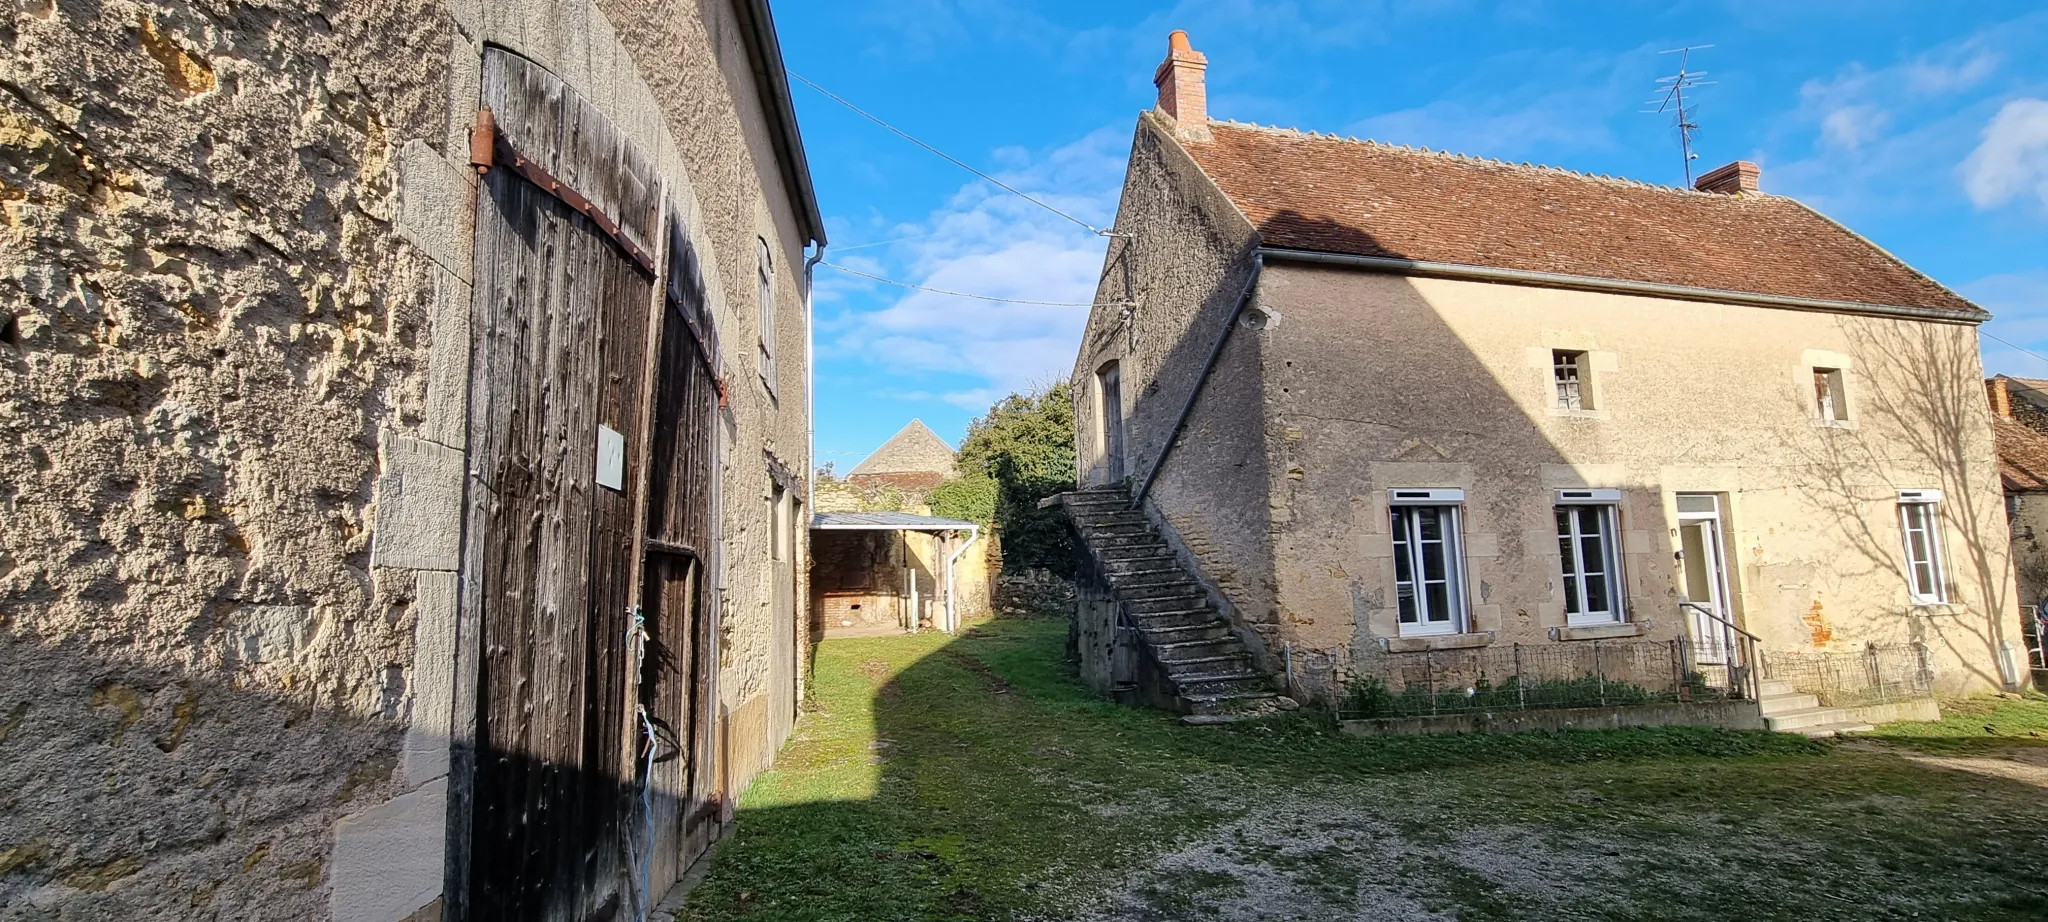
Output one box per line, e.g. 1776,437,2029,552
1063,484,1294,720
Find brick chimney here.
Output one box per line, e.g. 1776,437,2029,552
1991,376,2014,420
1154,30,1210,140
1694,160,1761,194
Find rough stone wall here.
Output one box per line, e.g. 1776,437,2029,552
0,0,454,917
1256,266,2023,699
1,0,818,918
1074,110,1275,659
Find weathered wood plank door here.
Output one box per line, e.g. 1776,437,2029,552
464,48,659,922
640,216,722,878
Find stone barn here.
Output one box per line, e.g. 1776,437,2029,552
0,2,821,920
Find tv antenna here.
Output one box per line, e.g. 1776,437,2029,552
1644,45,1715,186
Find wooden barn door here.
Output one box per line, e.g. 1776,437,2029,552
463,49,661,922
639,213,723,879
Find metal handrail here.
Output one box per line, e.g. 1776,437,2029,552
1677,601,1760,644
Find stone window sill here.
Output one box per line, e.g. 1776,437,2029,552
1551,621,1649,641
1383,632,1494,653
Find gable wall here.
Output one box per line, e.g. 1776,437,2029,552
1076,111,1281,652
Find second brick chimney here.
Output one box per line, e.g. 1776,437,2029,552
1991,376,2014,420
1154,30,1210,141
1695,160,1762,195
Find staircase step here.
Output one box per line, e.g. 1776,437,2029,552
1132,614,1220,635
1130,598,1204,618
1766,706,1858,732
1097,543,1174,560
1162,653,1252,672
1757,693,1820,715
1139,622,1232,643
1797,721,1876,738
1072,509,1149,524
1180,690,1279,716
1153,637,1241,655
1757,680,1797,698
1102,555,1177,570
1178,675,1268,697
1121,582,1205,601
1113,572,1197,590
1103,563,1180,580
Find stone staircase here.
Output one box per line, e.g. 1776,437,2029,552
1062,485,1293,722
1757,679,1874,737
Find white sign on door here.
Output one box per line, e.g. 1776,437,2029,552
595,424,626,491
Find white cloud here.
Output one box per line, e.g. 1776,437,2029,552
1960,98,2048,211
1819,105,1892,151
821,127,1125,405
1905,49,2001,95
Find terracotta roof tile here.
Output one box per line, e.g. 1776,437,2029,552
1180,122,1981,314
1996,416,2048,492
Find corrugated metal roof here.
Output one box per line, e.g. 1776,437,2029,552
809,511,979,532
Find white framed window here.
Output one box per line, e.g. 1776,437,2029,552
757,238,776,394
1814,367,1847,422
1389,489,1468,635
1553,350,1587,410
1898,490,1948,604
1554,489,1624,625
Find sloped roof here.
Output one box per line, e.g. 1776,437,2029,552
1177,121,1981,315
1995,416,2048,492
848,420,956,478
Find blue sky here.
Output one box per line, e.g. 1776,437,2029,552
777,1,2048,467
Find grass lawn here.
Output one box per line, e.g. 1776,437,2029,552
677,616,2048,921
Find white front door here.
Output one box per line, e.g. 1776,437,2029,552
1676,494,1736,664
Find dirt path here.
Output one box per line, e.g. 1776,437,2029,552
1843,738,2048,789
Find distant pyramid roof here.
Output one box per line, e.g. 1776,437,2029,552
848,420,957,482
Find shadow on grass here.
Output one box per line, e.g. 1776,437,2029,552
676,618,2048,922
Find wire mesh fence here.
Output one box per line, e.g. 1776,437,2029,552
1337,640,1749,720
1761,643,1933,708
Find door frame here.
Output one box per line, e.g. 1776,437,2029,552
1676,494,1738,664
1097,360,1125,484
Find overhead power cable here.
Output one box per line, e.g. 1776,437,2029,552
1984,330,2048,369
821,261,1108,307
831,230,943,253
787,71,1113,237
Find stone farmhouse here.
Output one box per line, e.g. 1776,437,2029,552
1,2,820,920
1057,32,2029,725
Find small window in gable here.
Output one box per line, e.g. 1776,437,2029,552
1814,367,1847,422
1553,350,1589,410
